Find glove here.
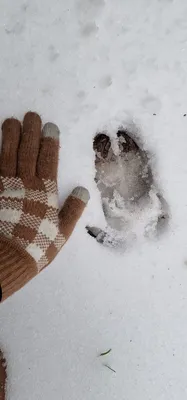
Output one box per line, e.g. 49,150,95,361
0,350,6,400
0,112,89,302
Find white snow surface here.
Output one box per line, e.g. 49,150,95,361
0,0,187,399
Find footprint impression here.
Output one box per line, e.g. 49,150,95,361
87,129,169,249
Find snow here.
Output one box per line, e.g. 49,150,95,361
0,0,187,398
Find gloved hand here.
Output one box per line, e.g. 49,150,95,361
0,112,89,302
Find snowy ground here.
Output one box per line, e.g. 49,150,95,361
1,0,187,399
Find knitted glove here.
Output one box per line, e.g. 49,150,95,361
0,112,89,302
0,351,6,400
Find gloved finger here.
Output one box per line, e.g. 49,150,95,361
0,118,21,177
0,350,6,400
59,187,90,240
37,123,60,180
18,112,42,178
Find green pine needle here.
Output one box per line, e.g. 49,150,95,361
99,349,112,357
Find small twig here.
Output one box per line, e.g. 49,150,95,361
99,349,112,357
103,364,116,373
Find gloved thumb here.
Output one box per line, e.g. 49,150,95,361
59,187,90,240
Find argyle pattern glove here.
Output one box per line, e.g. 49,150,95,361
0,112,89,302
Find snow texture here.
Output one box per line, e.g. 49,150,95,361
0,0,187,399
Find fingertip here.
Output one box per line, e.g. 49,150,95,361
23,111,41,120
2,118,21,131
42,122,60,140
23,112,42,130
71,186,90,205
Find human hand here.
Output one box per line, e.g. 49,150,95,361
0,112,89,302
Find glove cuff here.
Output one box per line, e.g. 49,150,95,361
0,236,37,302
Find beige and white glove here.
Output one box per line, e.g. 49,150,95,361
0,112,89,302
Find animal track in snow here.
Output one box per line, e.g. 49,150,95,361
87,128,169,249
